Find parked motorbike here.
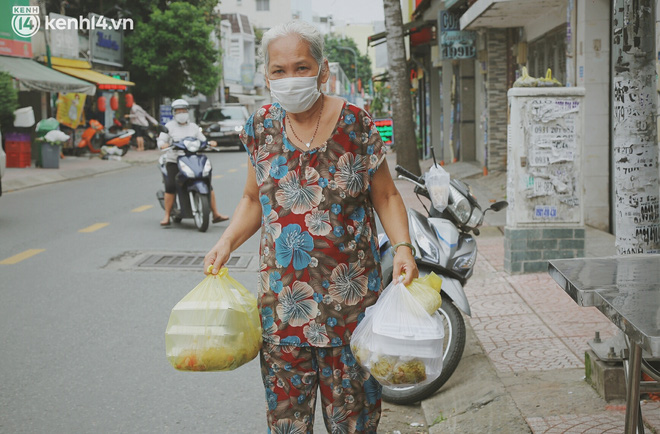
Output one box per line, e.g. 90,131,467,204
77,119,135,157
378,163,507,405
156,129,214,232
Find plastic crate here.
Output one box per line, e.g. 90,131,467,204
5,140,31,153
6,151,31,168
5,132,30,142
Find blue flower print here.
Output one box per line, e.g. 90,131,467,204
297,395,305,404
338,243,345,252
368,168,376,177
340,346,357,367
269,279,283,294
357,312,365,324
318,177,329,188
364,376,382,404
322,280,330,289
368,270,381,292
284,363,292,371
367,145,375,155
329,165,336,174
269,155,289,179
264,118,274,129
283,136,297,152
322,367,332,377
266,388,278,410
313,293,323,303
349,207,365,222
333,226,345,237
331,204,342,215
345,113,356,125
244,114,255,137
280,336,301,346
275,224,313,270
349,131,357,141
260,195,272,215
291,375,302,387
371,239,381,264
262,307,275,328
356,409,368,431
318,348,327,358
342,379,351,389
326,317,337,327
331,337,343,347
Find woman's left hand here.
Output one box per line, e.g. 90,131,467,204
393,248,418,285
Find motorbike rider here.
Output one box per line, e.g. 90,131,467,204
157,99,230,227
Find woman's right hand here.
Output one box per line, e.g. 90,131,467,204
204,239,231,275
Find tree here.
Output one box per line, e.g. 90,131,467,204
383,0,420,175
324,35,372,93
612,0,660,255
124,2,221,102
0,72,18,133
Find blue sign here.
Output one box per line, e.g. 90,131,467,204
441,31,477,59
160,105,172,125
440,11,460,32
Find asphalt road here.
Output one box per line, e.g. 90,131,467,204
0,150,279,433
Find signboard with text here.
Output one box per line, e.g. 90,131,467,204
374,118,394,146
439,10,476,60
1,1,33,58
89,13,123,66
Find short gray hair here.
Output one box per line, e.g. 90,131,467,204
260,21,325,74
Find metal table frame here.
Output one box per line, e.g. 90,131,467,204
548,255,660,434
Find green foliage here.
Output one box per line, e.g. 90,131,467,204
0,72,18,133
324,35,373,93
371,81,391,118
124,2,221,101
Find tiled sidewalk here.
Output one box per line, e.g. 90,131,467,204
466,235,660,432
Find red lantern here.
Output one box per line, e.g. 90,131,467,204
125,93,134,108
97,96,106,112
110,95,119,111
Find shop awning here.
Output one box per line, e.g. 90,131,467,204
460,0,565,30
367,20,435,47
50,57,134,90
0,55,96,95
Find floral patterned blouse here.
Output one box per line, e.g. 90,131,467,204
240,101,386,348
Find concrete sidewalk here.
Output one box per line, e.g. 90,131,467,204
387,152,660,433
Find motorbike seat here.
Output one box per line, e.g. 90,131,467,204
104,131,125,141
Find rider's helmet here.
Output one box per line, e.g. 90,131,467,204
171,99,190,124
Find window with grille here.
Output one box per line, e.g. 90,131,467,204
256,0,270,11
527,25,567,86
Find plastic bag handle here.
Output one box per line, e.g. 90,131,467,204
207,265,229,277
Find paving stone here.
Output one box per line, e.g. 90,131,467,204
470,314,556,343
468,293,534,318
479,338,583,372
526,412,625,433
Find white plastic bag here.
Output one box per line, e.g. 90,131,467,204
350,279,444,387
425,164,450,212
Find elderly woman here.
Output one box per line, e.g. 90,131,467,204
204,20,418,433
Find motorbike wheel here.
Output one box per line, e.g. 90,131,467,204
381,296,466,405
191,192,210,232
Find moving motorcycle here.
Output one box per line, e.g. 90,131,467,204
77,119,135,157
156,131,214,232
378,163,507,405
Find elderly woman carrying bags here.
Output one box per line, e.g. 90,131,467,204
204,20,418,433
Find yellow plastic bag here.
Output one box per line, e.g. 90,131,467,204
165,267,262,372
537,68,562,87
406,272,443,315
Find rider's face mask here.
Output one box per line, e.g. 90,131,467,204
268,66,322,114
174,111,189,124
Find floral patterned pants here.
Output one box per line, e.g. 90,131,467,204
259,342,382,433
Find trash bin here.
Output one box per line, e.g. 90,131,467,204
40,142,60,169
35,118,60,168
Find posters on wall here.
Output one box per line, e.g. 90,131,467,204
56,92,87,128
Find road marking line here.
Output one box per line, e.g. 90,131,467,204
0,249,46,265
228,168,238,173
79,223,110,233
214,174,224,179
131,205,153,213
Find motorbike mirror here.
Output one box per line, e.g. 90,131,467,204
158,124,169,134
488,201,508,212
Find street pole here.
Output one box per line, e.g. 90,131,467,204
336,46,358,102
612,0,660,255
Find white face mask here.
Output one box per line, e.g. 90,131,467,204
174,112,189,124
268,67,322,113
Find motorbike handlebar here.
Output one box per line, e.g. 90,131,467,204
395,165,424,184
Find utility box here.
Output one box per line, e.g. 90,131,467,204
505,87,586,274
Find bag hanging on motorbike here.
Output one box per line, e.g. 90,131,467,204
406,272,443,315
350,279,444,387
165,267,262,372
425,164,450,212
